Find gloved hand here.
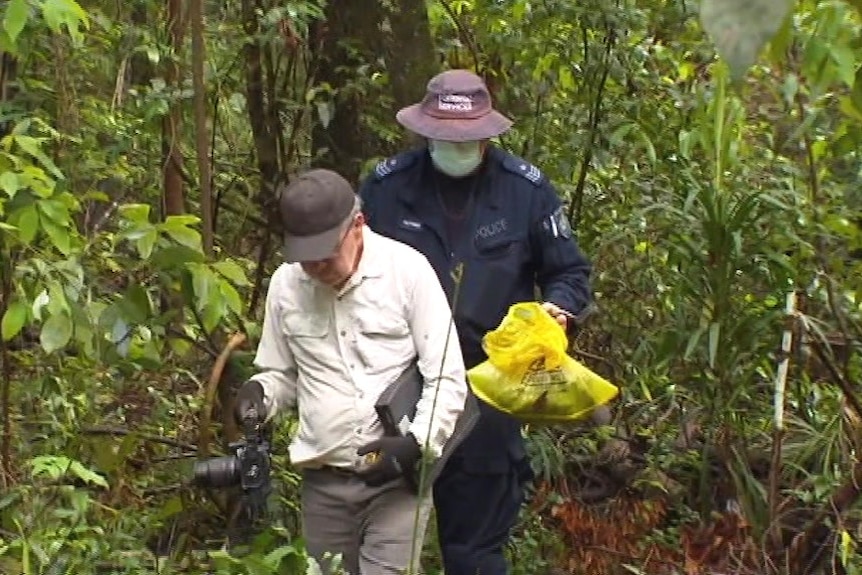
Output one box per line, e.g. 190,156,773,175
356,434,421,488
234,380,265,425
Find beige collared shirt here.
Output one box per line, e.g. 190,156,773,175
249,227,467,469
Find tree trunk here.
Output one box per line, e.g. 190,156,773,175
241,0,284,317
310,0,386,185
189,0,213,256
383,0,438,111
162,0,186,218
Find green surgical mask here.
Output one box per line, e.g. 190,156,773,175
428,140,483,178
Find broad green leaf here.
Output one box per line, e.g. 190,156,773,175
41,217,71,254
46,281,69,315
150,245,205,269
163,214,200,227
189,263,214,307
31,289,48,321
12,204,38,243
136,228,158,259
118,284,151,324
0,171,19,197
40,0,89,46
36,198,69,224
213,259,250,286
699,0,794,82
39,312,73,354
219,279,243,315
164,224,201,250
3,0,29,45
119,203,151,224
1,300,28,341
201,298,225,333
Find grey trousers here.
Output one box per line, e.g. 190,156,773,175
301,468,433,575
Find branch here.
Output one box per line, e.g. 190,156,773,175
437,0,481,69
80,426,197,452
197,332,247,459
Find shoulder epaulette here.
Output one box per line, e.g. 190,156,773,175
373,150,419,180
499,151,544,186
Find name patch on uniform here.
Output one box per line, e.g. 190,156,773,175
398,218,423,231
475,218,508,240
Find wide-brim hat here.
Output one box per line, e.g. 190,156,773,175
278,169,357,263
396,69,513,142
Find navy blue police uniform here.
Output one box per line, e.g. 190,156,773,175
359,145,592,575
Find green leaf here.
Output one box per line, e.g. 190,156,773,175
41,217,71,254
699,0,794,82
212,259,250,286
40,0,89,46
40,312,73,354
68,460,108,488
29,456,107,488
13,135,63,179
36,198,69,223
137,229,158,259
708,322,720,369
163,214,200,227
12,204,38,243
201,298,225,333
189,263,214,307
0,171,19,197
163,224,201,250
219,279,243,315
150,245,205,269
1,300,28,341
3,0,29,45
119,203,151,224
31,289,48,321
118,284,151,324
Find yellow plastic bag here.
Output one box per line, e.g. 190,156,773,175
467,302,619,423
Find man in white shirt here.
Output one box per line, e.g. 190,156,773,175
233,168,468,575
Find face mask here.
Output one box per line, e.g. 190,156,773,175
428,140,483,178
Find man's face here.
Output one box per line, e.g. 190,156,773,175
300,212,365,288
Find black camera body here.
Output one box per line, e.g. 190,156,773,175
193,408,272,525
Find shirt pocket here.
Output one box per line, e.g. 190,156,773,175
461,234,527,329
283,310,329,357
355,312,413,374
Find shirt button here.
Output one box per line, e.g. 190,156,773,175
355,427,362,434
340,330,346,336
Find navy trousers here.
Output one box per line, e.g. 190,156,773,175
433,454,533,575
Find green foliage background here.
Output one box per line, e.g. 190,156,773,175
1,0,861,573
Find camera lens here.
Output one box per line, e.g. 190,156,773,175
193,455,240,488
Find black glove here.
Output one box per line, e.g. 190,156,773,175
234,380,265,425
356,434,421,489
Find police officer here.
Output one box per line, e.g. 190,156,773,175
358,69,592,575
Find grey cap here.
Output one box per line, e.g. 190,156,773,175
277,169,357,263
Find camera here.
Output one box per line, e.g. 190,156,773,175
192,407,272,524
